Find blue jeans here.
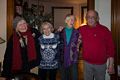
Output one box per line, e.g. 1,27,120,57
60,63,78,80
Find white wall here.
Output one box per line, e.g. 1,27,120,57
0,0,7,65
95,0,111,30
95,0,111,80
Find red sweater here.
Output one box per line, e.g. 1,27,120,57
79,24,115,64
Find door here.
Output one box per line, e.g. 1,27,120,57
111,0,120,79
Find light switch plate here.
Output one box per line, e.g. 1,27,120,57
118,65,120,76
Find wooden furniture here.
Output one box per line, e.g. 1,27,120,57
0,77,6,80
0,62,1,76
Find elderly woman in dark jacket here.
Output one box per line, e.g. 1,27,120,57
2,16,40,78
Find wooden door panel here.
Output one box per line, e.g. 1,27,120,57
111,0,120,79
7,0,14,40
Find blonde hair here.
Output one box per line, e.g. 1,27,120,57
40,22,54,33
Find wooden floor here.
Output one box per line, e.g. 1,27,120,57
78,60,84,80
30,60,84,80
56,60,84,80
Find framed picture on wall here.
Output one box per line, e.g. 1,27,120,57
14,0,23,17
52,7,73,30
81,6,87,24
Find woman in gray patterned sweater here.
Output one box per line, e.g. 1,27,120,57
38,22,63,80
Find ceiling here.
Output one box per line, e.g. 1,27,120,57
38,0,87,4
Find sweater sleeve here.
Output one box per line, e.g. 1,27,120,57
105,29,115,58
72,29,79,62
56,32,64,65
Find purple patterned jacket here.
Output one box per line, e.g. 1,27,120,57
60,28,79,68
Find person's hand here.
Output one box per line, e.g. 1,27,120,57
57,26,64,32
32,33,36,37
107,64,115,74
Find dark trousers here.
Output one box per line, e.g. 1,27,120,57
60,63,78,80
38,68,57,80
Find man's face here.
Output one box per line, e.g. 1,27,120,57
86,11,98,27
65,15,75,28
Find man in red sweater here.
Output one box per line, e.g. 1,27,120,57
79,10,115,80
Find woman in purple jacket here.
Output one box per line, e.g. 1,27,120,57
60,14,79,80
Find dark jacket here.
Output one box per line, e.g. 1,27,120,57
2,28,41,78
60,28,79,68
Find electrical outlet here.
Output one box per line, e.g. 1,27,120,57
118,65,120,76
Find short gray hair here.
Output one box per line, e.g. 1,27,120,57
13,16,25,29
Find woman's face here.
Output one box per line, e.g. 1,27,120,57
65,15,75,28
16,20,28,32
42,25,51,36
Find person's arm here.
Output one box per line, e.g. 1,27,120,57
107,57,115,74
108,57,114,66
2,36,13,77
77,32,82,51
56,26,64,32
72,30,80,62
31,27,41,38
105,28,115,74
57,32,64,66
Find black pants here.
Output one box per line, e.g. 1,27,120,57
60,63,78,80
38,68,57,80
